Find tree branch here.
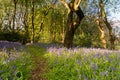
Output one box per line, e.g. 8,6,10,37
60,0,69,10
76,0,81,8
74,0,81,10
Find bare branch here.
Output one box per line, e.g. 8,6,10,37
76,0,81,8
60,0,69,10
74,0,81,10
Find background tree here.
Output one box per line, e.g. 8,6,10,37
0,0,119,49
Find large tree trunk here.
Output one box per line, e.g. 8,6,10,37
99,0,116,49
64,10,74,48
61,0,84,48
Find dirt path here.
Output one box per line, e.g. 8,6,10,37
27,45,47,80
30,56,47,80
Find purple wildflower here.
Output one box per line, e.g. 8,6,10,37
90,63,98,70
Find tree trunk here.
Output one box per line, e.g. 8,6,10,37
99,0,115,49
13,0,17,32
61,17,65,43
96,19,107,48
64,10,74,48
31,0,35,44
23,0,29,44
61,0,84,48
104,19,116,49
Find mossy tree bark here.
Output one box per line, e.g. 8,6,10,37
61,0,84,48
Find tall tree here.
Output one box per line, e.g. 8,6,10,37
99,0,116,49
61,0,84,48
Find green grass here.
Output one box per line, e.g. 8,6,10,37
0,49,32,80
45,50,120,80
26,44,46,59
0,45,46,80
1,44,120,80
116,45,120,50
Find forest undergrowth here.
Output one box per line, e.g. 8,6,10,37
0,42,120,80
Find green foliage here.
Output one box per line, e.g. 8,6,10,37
116,43,120,50
0,0,119,48
74,16,102,48
0,31,26,43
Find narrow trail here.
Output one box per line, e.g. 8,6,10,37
30,56,47,80
27,45,47,80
